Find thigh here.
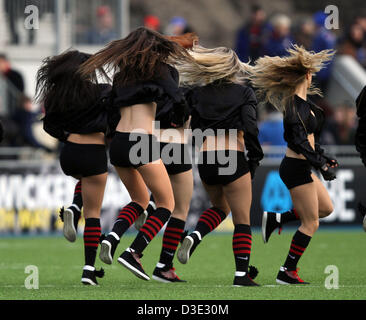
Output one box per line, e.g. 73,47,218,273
81,173,108,219
311,173,334,218
114,166,150,209
222,172,252,225
137,160,174,211
202,182,230,215
289,181,319,224
169,170,194,220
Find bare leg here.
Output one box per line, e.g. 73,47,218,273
311,173,334,218
170,170,194,220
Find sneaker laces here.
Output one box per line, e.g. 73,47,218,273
132,251,144,267
59,207,65,222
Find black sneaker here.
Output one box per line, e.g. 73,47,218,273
81,266,105,286
152,265,186,283
99,233,120,265
276,267,309,285
261,211,282,243
177,232,201,264
118,249,150,281
233,266,260,286
60,206,81,243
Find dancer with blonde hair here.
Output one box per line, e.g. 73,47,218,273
251,45,338,284
177,45,263,286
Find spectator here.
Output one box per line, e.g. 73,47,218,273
165,16,193,36
0,53,24,93
263,14,293,57
144,15,161,32
293,17,315,50
322,102,357,145
12,95,44,149
338,24,364,61
234,5,270,63
311,11,336,91
83,6,118,45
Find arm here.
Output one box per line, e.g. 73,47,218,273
43,114,68,142
241,88,264,176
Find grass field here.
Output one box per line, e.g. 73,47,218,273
0,228,366,300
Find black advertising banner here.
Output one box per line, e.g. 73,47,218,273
0,162,365,235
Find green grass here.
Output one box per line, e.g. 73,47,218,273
0,229,366,300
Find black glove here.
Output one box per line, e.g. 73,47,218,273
248,161,259,180
320,165,337,181
0,120,3,143
361,154,366,167
323,153,339,167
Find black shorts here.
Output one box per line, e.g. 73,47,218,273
60,141,108,177
109,132,160,168
279,156,313,190
198,150,250,186
160,142,192,175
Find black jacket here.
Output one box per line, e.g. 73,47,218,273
355,86,366,162
43,84,114,142
112,63,189,127
283,95,328,169
186,81,264,164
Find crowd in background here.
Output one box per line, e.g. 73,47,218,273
1,3,365,151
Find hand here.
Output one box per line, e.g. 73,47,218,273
323,154,339,168
248,161,259,180
320,165,336,181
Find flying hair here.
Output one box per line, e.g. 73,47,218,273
250,44,335,113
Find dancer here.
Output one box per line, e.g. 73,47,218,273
251,45,337,284
80,27,193,281
176,45,264,286
355,85,366,231
36,50,112,285
148,34,197,283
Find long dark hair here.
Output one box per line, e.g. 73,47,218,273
79,27,194,86
35,50,102,113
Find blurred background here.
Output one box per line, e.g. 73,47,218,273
0,0,365,235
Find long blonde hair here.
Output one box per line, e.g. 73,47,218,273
250,45,335,112
176,45,252,87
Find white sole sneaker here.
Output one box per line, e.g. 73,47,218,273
152,275,171,283
363,215,366,232
117,256,150,281
99,240,113,265
81,278,98,286
177,236,194,265
134,210,148,231
63,209,76,243
261,211,268,244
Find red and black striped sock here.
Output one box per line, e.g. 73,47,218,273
72,180,83,211
233,224,252,273
111,202,144,238
84,218,101,267
130,207,171,254
284,230,312,271
281,209,300,224
195,207,227,239
158,217,185,267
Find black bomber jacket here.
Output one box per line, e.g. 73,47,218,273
283,95,328,169
355,85,366,160
186,81,264,164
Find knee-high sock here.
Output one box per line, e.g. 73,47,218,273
130,207,171,254
110,202,144,239
84,218,101,267
194,207,227,239
233,224,252,274
158,217,185,267
283,230,312,271
72,180,83,211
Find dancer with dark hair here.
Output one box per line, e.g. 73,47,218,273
251,45,337,284
355,85,366,231
176,45,263,286
80,27,194,281
36,50,113,285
